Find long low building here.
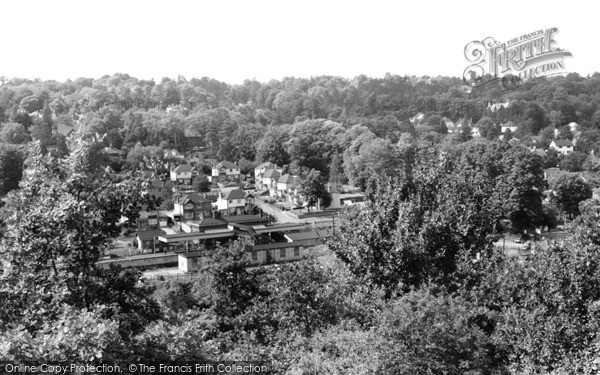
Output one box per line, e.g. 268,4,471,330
178,239,318,272
157,229,236,251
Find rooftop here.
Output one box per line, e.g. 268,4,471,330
263,169,281,179
222,189,246,200
256,162,279,170
215,161,238,170
173,164,193,173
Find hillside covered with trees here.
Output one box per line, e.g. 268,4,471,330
3,73,600,373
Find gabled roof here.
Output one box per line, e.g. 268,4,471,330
173,164,193,173
263,169,281,179
57,122,79,136
215,161,238,170
193,217,228,228
222,189,246,200
256,162,279,170
277,174,297,184
553,139,573,147
177,193,212,204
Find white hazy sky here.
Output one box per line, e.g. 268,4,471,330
1,0,597,84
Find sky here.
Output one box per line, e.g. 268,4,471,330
1,0,597,84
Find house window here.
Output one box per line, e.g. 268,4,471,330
294,246,300,257
148,218,157,226
184,212,193,219
280,248,286,258
229,200,233,204
252,251,257,261
237,199,241,204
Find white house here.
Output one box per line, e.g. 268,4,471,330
170,164,193,184
212,161,241,183
263,169,281,192
254,162,282,188
216,189,246,215
276,174,299,200
549,139,574,155
501,121,518,133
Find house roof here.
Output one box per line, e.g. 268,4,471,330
263,169,281,179
222,189,246,200
534,148,547,157
176,193,212,204
137,228,165,240
277,174,297,184
215,161,238,170
57,122,79,136
553,139,573,147
256,162,279,170
190,217,228,228
173,164,193,173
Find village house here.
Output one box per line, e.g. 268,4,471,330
263,169,281,194
136,207,170,230
57,121,79,137
549,139,574,155
164,149,185,160
216,188,246,215
146,179,174,199
501,121,518,134
170,164,193,185
135,228,165,251
276,174,299,200
173,193,213,221
212,161,241,183
443,117,458,133
254,162,283,188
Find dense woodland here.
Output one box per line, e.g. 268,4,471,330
2,73,600,373
2,72,600,193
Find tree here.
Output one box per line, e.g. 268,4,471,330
0,139,159,336
255,127,290,167
330,149,502,297
298,168,331,210
286,119,345,177
426,114,448,134
0,122,29,144
554,174,593,218
0,144,24,195
328,152,344,190
475,117,500,140
559,151,588,172
207,241,263,332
